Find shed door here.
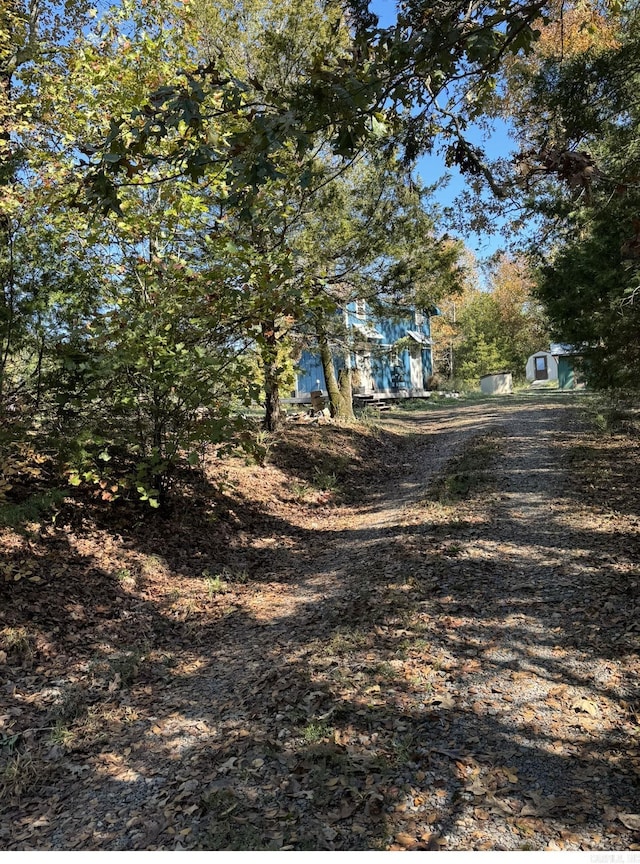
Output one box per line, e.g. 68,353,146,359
558,356,575,389
534,355,548,380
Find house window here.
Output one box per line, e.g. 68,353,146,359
414,310,424,326
354,298,366,318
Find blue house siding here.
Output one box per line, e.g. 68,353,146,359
422,348,433,387
294,301,436,398
295,349,327,395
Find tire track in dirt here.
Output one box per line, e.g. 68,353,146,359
240,400,506,625
390,394,639,850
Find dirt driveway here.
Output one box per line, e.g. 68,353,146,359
2,393,639,850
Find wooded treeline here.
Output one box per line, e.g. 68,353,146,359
472,0,640,388
1,0,637,510
0,0,463,507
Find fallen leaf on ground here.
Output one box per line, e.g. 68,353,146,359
572,697,599,717
395,832,418,849
619,814,640,831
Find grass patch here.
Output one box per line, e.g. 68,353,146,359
312,467,339,492
203,565,249,598
584,391,640,436
374,661,398,681
0,749,45,804
291,480,313,501
204,571,228,597
426,431,504,505
396,390,485,412
49,721,76,748
108,647,148,687
327,627,372,655
0,489,67,529
1,626,35,665
303,722,334,744
51,684,88,724
198,788,276,850
115,567,139,590
140,553,168,578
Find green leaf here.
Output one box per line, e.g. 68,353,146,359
371,115,387,138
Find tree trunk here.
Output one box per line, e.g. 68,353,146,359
338,364,354,411
152,389,170,513
34,327,45,410
0,3,17,408
261,319,281,432
317,330,355,421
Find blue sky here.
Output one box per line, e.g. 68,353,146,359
415,123,516,259
369,0,516,260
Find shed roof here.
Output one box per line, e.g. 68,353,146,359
550,342,582,356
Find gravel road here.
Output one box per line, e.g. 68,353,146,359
7,392,639,851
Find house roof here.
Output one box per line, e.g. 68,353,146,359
406,330,433,346
352,322,384,340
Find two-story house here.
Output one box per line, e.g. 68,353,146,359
293,300,438,399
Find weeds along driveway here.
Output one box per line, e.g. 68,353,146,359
2,393,639,850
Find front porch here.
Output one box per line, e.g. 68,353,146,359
282,388,436,407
